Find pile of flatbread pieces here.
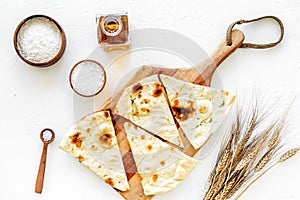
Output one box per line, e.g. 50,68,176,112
60,74,235,196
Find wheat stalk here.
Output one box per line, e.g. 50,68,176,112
280,148,300,162
234,147,300,200
235,151,256,171
215,177,236,200
254,149,274,173
216,148,231,174
268,120,284,149
226,175,247,199
202,101,298,200
234,113,256,159
204,122,237,198
203,188,215,200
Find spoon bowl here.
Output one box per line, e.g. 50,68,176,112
40,128,55,144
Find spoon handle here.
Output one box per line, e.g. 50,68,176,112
35,143,48,194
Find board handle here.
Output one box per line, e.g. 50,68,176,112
177,29,244,86
211,29,244,67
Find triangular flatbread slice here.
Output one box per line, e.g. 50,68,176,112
159,74,236,150
115,75,184,147
59,111,129,191
124,122,198,195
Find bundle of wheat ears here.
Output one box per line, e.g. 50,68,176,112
203,103,299,200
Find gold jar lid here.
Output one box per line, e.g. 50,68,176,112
101,16,122,36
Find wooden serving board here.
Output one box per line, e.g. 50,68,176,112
101,30,245,200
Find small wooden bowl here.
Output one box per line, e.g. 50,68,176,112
13,14,66,68
69,60,107,97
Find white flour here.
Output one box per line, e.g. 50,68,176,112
42,130,53,142
71,61,105,96
17,17,62,64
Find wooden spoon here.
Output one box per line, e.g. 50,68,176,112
35,128,55,194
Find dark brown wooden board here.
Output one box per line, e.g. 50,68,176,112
101,30,245,200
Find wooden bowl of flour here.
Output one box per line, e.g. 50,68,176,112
14,15,66,67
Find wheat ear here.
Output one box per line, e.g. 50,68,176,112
234,147,300,200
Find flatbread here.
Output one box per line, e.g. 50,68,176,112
59,111,129,191
160,74,235,149
115,75,184,147
124,122,198,195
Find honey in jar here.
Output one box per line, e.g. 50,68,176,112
97,12,130,50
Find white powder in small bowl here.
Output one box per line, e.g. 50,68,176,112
16,16,63,64
70,60,106,97
42,130,53,142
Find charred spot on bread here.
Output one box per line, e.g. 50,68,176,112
152,82,163,97
104,111,110,118
152,174,159,182
132,83,143,93
105,178,115,187
171,99,196,122
99,133,113,147
86,128,91,133
141,107,150,113
143,99,150,104
146,145,153,151
91,144,97,150
77,155,85,162
69,132,83,148
199,105,208,114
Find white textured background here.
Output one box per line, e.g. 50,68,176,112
1,0,300,200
